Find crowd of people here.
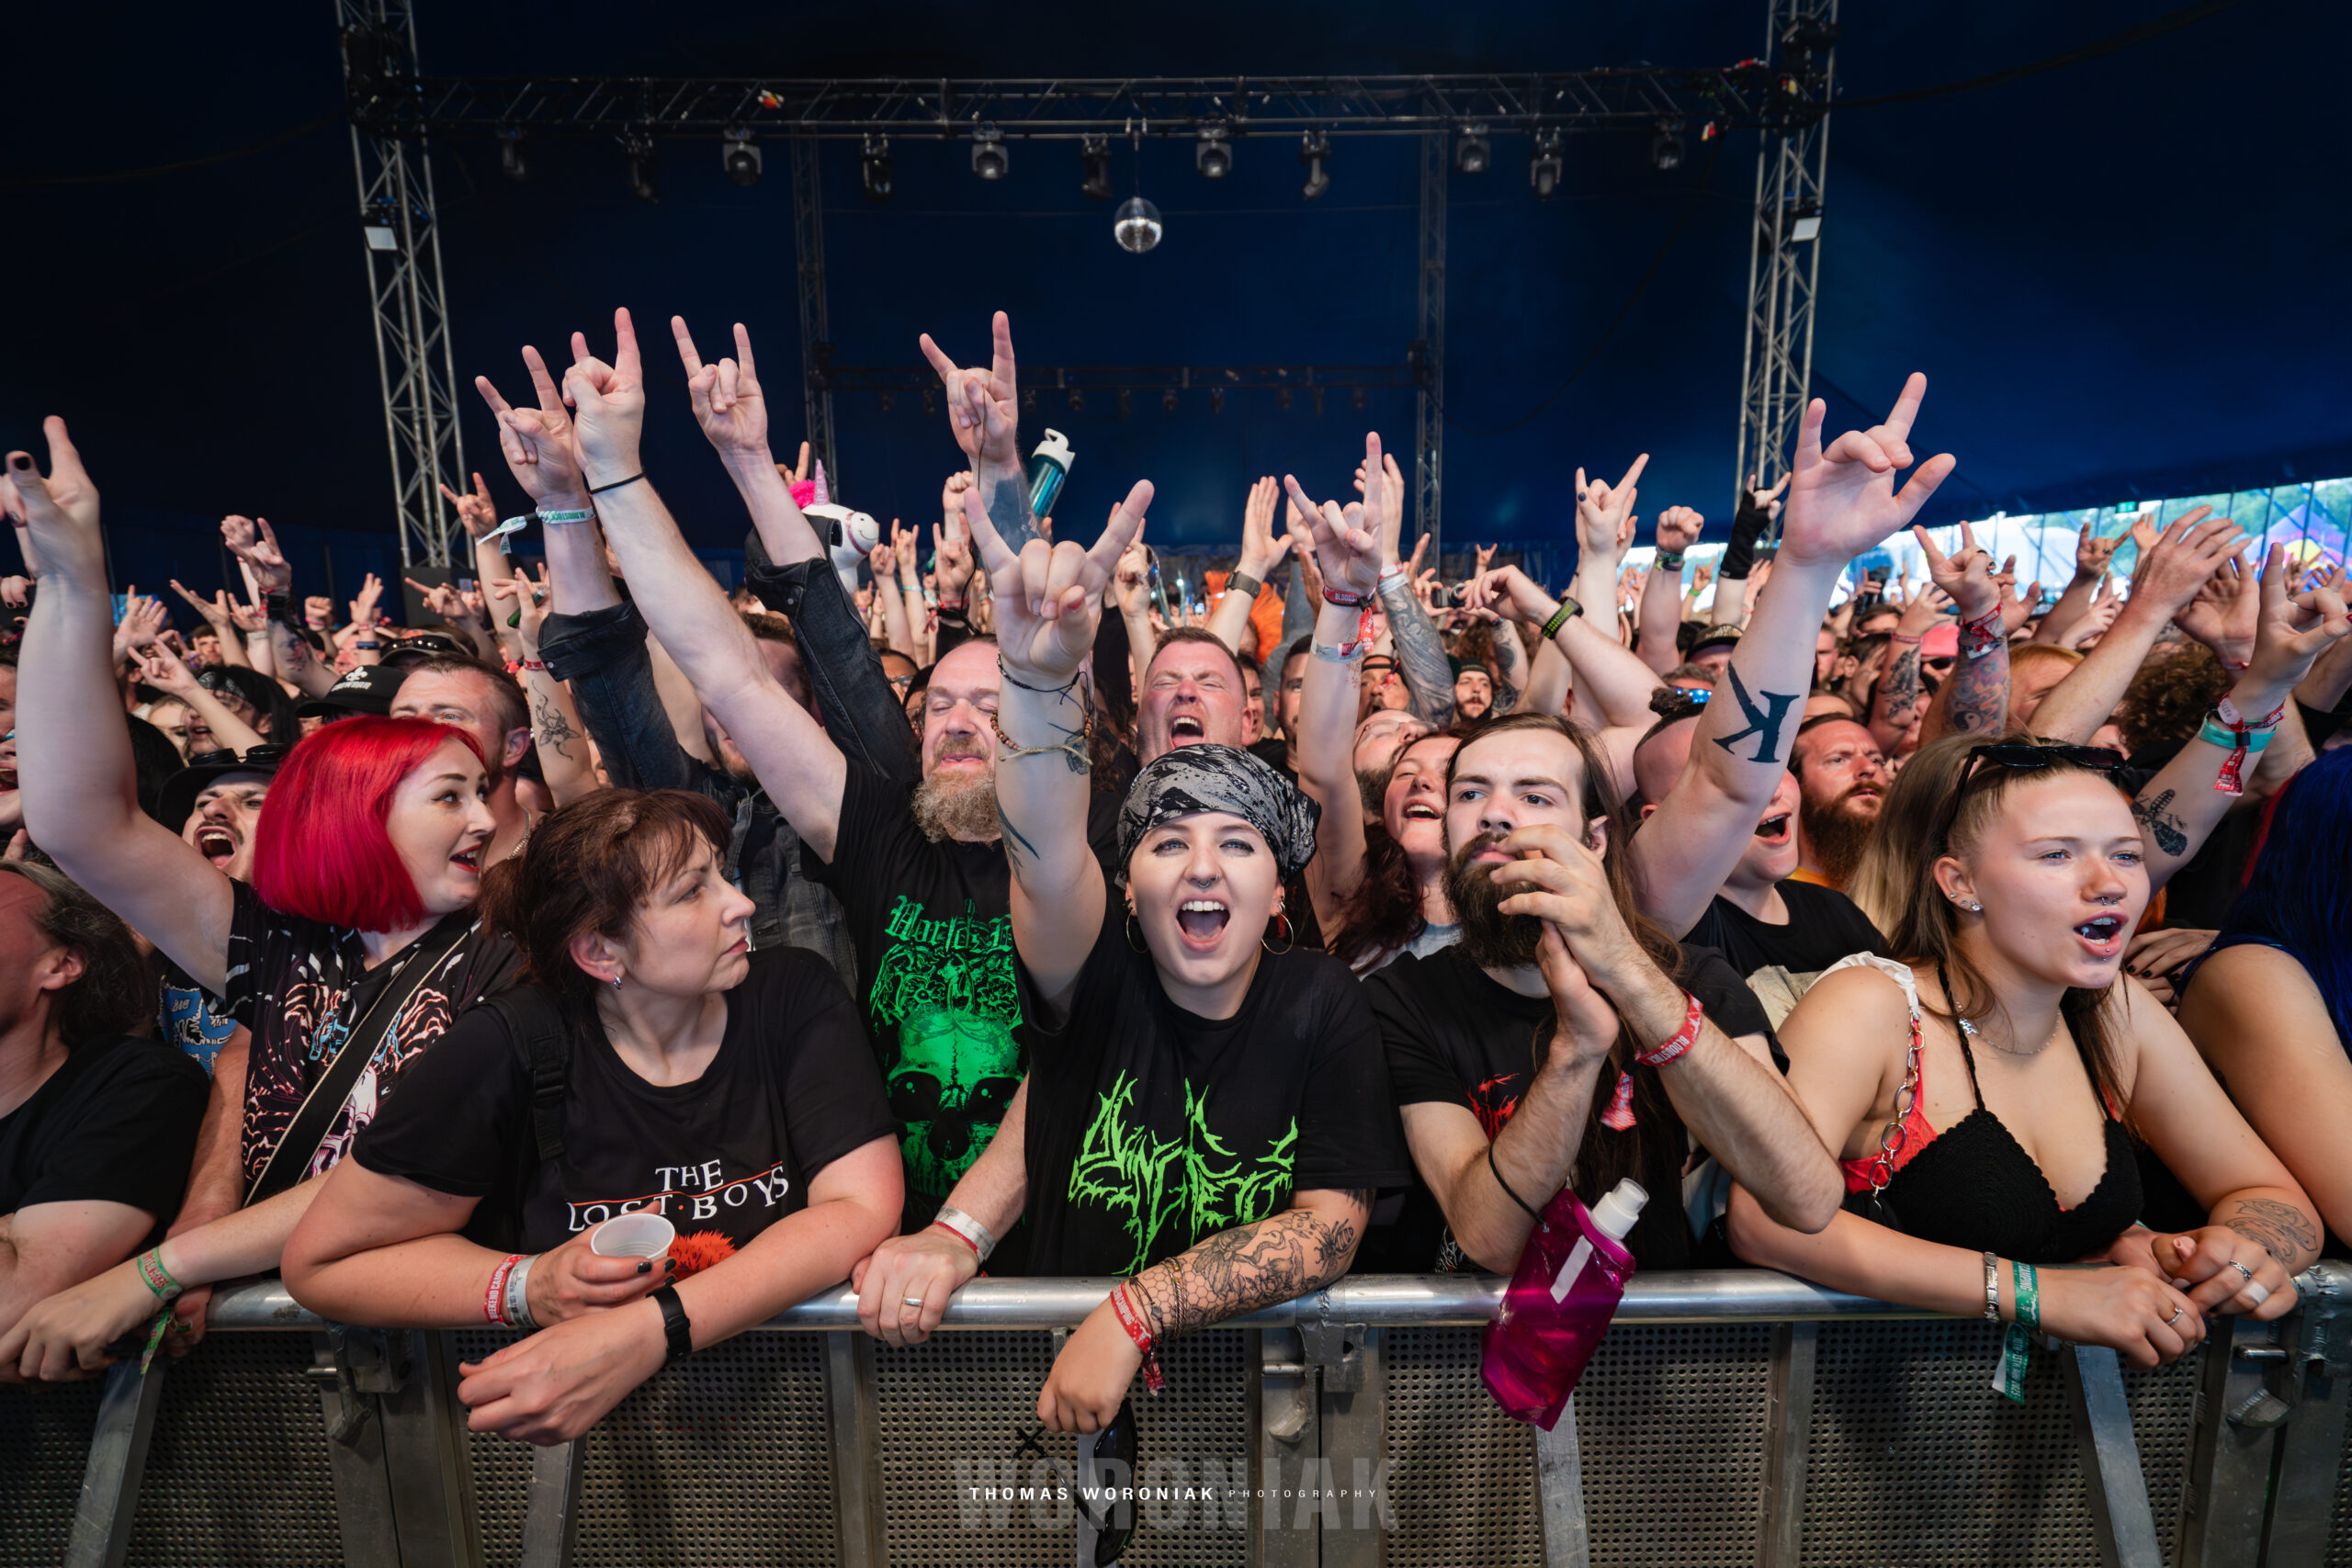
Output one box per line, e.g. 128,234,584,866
1,305,2344,1454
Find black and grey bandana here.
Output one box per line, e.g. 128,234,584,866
1115,743,1321,882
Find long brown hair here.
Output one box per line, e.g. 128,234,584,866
1329,728,1462,970
1445,714,1689,1201
1875,730,2135,1128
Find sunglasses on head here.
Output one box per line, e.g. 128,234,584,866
1932,740,2125,847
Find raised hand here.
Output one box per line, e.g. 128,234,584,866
1463,564,1561,627
1655,505,1704,555
4,419,101,586
487,567,553,657
2075,520,2119,581
350,572,385,629
1236,477,1293,579
1285,434,1388,601
1283,499,1327,605
476,346,593,509
1998,566,2041,637
1746,472,1791,520
934,506,977,603
1575,454,1648,568
404,576,470,626
2177,553,2261,670
964,478,1151,682
112,591,168,662
220,514,290,595
673,318,770,461
1351,450,1410,566
437,471,502,541
134,642,199,696
2129,506,2243,620
782,441,813,489
943,469,975,522
1111,517,1151,617
1910,521,2000,620
2055,577,2122,650
1781,376,1956,570
918,310,1022,469
2129,509,2161,558
2244,544,2352,689
167,581,234,632
563,308,649,490
1474,542,1497,578
891,519,921,583
866,540,894,582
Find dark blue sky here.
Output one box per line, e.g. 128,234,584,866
7,0,2348,601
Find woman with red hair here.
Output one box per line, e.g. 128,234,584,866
3,421,515,1380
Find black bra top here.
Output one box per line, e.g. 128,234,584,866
1879,1023,2143,1266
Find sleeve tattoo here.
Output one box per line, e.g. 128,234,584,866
1378,581,1457,727
1941,644,2011,736
1126,1190,1371,1341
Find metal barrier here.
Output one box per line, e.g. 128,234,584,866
7,1265,2347,1567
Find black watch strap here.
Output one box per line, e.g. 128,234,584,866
650,1285,693,1363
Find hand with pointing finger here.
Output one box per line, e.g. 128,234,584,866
964,477,1152,685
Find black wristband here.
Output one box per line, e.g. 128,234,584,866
1487,1142,1545,1224
587,472,646,496
650,1285,693,1363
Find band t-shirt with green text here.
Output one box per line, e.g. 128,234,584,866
1017,902,1416,1279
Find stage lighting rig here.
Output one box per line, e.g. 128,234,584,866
624,135,659,203
721,126,761,186
861,136,893,200
971,125,1008,180
1529,130,1561,198
1299,130,1330,200
1195,123,1232,179
1454,125,1490,175
1649,118,1684,173
1114,196,1163,254
1081,136,1114,200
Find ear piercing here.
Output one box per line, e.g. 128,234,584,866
1952,897,1982,912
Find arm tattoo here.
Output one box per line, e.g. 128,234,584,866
2222,1197,2318,1269
1711,664,1802,764
2131,789,2188,858
1379,581,1457,727
995,803,1035,868
1942,644,2011,736
1127,1194,1368,1341
1874,647,1921,730
979,468,1038,551
530,691,578,758
271,621,310,671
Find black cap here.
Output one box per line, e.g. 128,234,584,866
160,744,290,830
379,632,469,670
1689,623,1744,657
296,663,405,719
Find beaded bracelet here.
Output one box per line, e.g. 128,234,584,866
988,705,1093,773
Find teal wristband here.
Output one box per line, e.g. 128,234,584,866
537,507,595,526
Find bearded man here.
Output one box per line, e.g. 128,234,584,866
1786,716,1889,891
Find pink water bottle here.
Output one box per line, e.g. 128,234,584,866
1480,1178,1647,1429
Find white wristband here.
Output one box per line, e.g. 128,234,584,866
504,1252,541,1330
933,1206,998,1265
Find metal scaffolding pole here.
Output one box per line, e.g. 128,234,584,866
1733,0,1838,520
790,139,841,492
1415,132,1447,560
338,0,464,569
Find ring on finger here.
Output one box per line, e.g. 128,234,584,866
902,1296,926,1309
2165,1304,2185,1326
2244,1280,2272,1308
2228,1260,2255,1284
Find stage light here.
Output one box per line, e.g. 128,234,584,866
861,136,893,201
1787,201,1823,243
1210,387,1225,415
1081,136,1114,200
1114,195,1163,254
721,127,762,187
1529,130,1562,199
624,136,659,204
1195,124,1232,179
1454,125,1491,175
1649,119,1684,174
971,126,1008,181
1068,389,1085,413
1162,387,1180,413
498,130,529,183
1299,130,1330,200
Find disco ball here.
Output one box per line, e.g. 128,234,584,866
1113,196,1163,254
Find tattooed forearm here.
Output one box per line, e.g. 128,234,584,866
1873,647,1922,735
2131,788,2188,858
995,803,1036,868
2220,1196,2320,1270
978,463,1039,551
1378,579,1457,728
530,690,579,758
1126,1193,1369,1341
1940,644,2011,738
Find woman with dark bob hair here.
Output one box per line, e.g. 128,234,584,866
1731,730,2323,1371
7,419,513,1378
286,790,901,1446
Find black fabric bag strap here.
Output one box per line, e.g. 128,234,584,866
244,914,477,1206
481,987,576,1164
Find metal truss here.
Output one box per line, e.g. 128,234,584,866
789,139,840,492
1415,134,1448,559
1734,0,1838,518
338,0,465,568
818,364,1414,397
346,71,1831,142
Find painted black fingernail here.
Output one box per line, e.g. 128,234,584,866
636,1260,652,1275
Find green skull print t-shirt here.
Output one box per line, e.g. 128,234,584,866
808,761,1122,1253
1014,902,1416,1279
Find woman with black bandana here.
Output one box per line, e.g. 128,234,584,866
853,479,1412,1436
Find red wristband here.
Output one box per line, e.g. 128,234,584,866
1321,583,1369,607
1109,1283,1165,1393
930,1220,980,1257
484,1253,524,1325
1635,992,1704,1069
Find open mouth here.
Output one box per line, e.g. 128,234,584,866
1401,802,1442,822
1754,813,1791,841
1169,716,1206,740
196,826,239,867
0,770,16,791
1175,897,1230,945
449,847,482,874
2073,914,2124,953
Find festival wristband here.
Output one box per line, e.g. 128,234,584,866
1540,596,1583,641
485,1254,525,1325
1109,1282,1166,1393
1654,550,1686,570
504,1254,541,1331
1993,1259,2039,1404
535,507,594,527
1889,631,1923,645
933,1206,998,1265
485,513,532,542
1634,991,1704,1069
1322,583,1369,607
2199,698,2284,795
1959,605,2005,660
135,1247,184,1303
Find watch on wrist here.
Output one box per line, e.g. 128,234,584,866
650,1285,694,1363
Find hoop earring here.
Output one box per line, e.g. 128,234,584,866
1124,911,1149,953
611,970,625,988
1262,908,1295,955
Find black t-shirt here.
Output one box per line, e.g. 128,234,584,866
225,883,520,1189
806,761,1119,1245
1367,942,1770,1271
1681,880,1886,1029
353,947,897,1256
0,1035,209,1251
1018,904,1415,1278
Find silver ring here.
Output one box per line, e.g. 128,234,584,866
2229,1260,2255,1283
901,1296,925,1309
2165,1304,2185,1326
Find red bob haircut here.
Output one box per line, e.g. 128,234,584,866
252,716,485,933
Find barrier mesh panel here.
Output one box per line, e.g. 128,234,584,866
1577,1323,1772,1566
1384,1324,1543,1566
2333,1415,2352,1567
874,1327,1249,1566
1799,1320,2199,1566
0,1379,106,1563
455,1326,531,1566
126,1334,344,1566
